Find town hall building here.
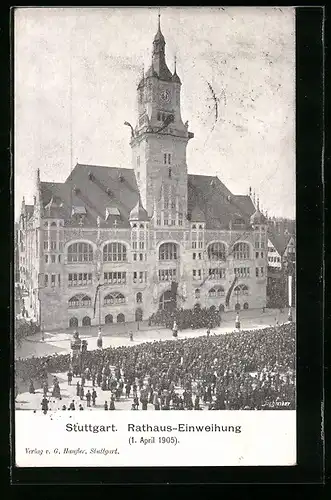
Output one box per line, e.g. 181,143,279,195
17,18,267,331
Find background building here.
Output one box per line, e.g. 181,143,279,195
18,19,268,331
266,217,296,308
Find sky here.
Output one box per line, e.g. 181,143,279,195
14,6,295,220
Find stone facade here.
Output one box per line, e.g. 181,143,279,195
18,20,267,331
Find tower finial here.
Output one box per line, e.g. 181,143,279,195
158,8,161,31
174,54,177,73
257,196,260,211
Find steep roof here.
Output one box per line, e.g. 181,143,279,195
268,230,291,256
38,165,253,229
187,174,252,229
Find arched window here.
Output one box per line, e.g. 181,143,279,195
243,302,249,310
233,242,250,260
219,304,225,312
194,288,200,299
209,288,216,298
117,313,125,323
208,242,226,261
82,316,91,326
104,292,125,305
103,242,127,262
68,295,92,308
81,295,91,307
105,314,113,324
68,242,93,263
50,221,57,227
136,292,143,303
192,224,196,229
159,242,178,260
68,296,80,308
234,284,249,296
69,317,78,328
216,286,225,297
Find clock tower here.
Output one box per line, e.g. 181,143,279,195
130,15,194,223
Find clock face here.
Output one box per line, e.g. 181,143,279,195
160,89,170,103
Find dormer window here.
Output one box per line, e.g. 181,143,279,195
105,207,120,220
164,153,171,165
72,206,86,217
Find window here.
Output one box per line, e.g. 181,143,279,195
51,255,56,263
208,268,226,280
136,292,143,303
198,241,203,249
192,241,197,249
45,255,48,264
59,242,63,252
69,273,92,287
104,272,126,285
234,267,250,278
157,112,161,121
139,253,143,261
104,292,125,305
139,272,144,283
50,241,57,250
82,295,91,307
137,172,140,181
58,255,61,263
69,296,80,308
159,242,178,260
132,241,138,250
168,167,172,178
139,241,144,250
164,153,171,165
51,274,56,287
260,267,264,277
103,242,127,262
58,274,61,286
44,274,48,287
178,219,183,226
234,284,249,296
233,242,250,260
193,253,196,260
157,219,161,225
256,268,259,277
256,252,259,259
261,252,264,258
133,253,137,261
193,269,202,280
164,201,169,209
44,241,48,250
68,242,93,262
158,269,176,281
208,242,226,261
209,286,225,298
171,219,175,226
195,289,200,299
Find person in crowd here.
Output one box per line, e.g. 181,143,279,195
80,385,85,401
41,396,48,414
67,369,73,386
79,404,84,410
92,388,97,406
86,390,92,408
69,400,75,411
17,322,295,412
29,379,35,394
104,401,108,411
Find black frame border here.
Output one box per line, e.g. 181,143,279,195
1,5,325,487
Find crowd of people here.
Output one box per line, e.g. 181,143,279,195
16,322,296,411
148,305,222,330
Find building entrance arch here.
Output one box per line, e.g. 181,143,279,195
69,317,78,328
135,308,143,321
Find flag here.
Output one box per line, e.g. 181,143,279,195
93,284,100,318
171,281,178,302
225,275,238,307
